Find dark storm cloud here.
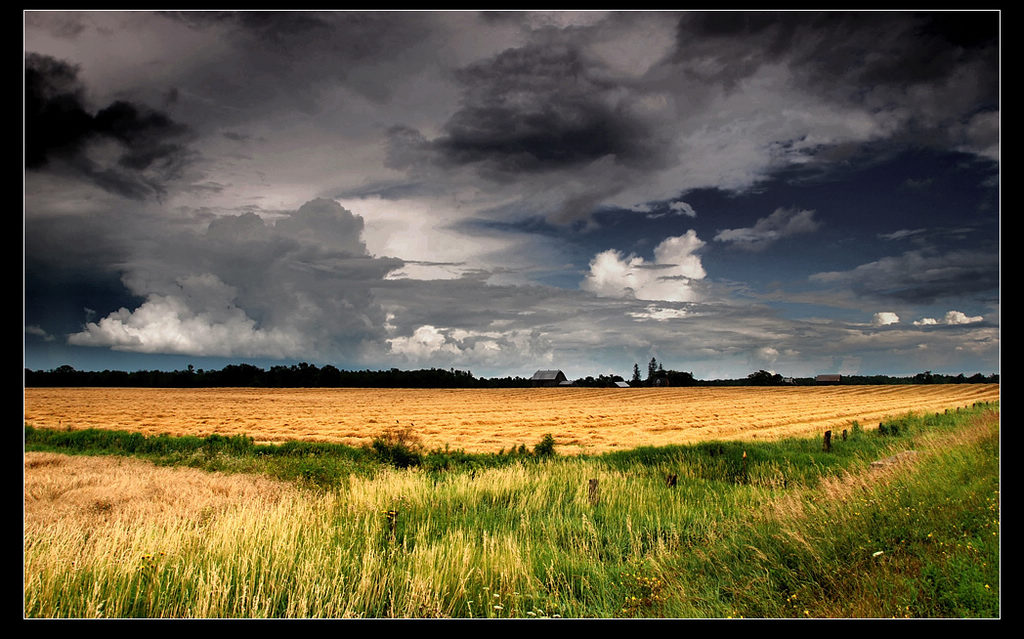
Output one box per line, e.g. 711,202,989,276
380,10,997,227
24,54,92,168
161,9,332,39
677,11,997,89
24,11,87,39
387,40,671,181
445,44,665,173
25,53,195,199
810,248,999,305
676,11,998,146
161,10,437,105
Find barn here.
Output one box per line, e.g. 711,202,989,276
815,374,842,384
531,369,568,387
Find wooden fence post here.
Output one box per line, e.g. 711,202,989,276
823,430,832,452
842,429,847,441
588,478,600,505
386,509,398,538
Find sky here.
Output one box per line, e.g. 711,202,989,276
23,10,1000,380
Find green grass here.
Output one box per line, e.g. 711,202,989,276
23,402,1000,618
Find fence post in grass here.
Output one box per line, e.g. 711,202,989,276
666,473,677,488
823,430,832,452
588,478,600,505
842,429,847,441
386,509,398,539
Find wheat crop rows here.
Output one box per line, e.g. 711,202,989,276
23,384,999,455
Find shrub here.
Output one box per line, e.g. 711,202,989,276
371,424,424,468
533,433,556,457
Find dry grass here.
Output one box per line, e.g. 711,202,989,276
24,384,999,455
23,405,1000,618
23,453,345,618
23,452,298,530
761,408,1000,526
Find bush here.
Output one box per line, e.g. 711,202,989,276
371,438,423,468
371,424,424,468
533,433,556,457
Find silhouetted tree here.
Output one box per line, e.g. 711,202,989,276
747,369,783,386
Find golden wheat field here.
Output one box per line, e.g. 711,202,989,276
23,384,999,455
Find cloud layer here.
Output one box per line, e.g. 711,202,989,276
69,199,401,360
24,11,999,378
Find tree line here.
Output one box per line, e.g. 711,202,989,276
24,363,532,389
24,361,997,389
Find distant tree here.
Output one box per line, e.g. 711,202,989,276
665,370,696,386
647,357,659,382
747,369,783,386
631,363,642,385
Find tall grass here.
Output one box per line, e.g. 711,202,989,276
24,403,999,618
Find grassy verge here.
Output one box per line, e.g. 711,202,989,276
23,402,999,618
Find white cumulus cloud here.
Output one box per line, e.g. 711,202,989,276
627,305,690,322
68,274,305,357
872,312,900,326
66,199,400,361
581,230,706,302
386,325,462,359
913,310,984,326
944,310,984,325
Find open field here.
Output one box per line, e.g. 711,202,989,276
24,384,999,454
23,404,1000,618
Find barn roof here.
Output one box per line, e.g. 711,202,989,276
614,381,631,388
531,369,565,380
815,374,842,382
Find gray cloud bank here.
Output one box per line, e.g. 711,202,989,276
25,53,196,200
25,11,999,377
377,11,998,224
69,199,401,360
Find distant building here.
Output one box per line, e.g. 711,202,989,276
781,377,795,385
815,374,842,384
531,369,568,387
614,381,631,388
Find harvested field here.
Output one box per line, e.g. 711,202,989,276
24,384,999,455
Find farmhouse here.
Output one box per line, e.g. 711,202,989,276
815,374,842,384
531,369,568,387
614,381,631,388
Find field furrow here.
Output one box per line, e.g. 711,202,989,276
24,384,1000,454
